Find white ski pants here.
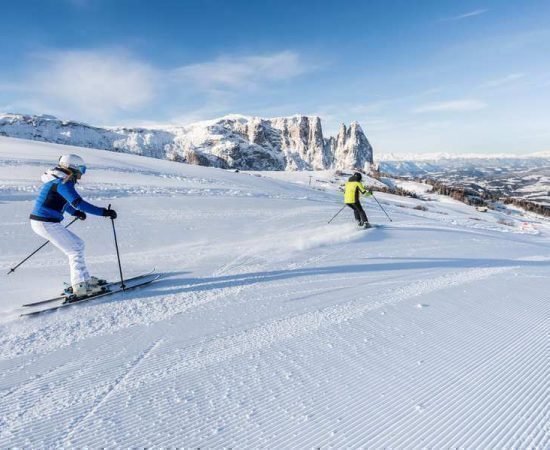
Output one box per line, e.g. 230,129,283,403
30,220,90,286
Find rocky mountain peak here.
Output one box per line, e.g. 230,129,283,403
0,112,374,171
327,121,373,171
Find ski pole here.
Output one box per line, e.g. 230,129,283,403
7,217,79,275
108,205,125,290
328,205,346,224
371,193,393,222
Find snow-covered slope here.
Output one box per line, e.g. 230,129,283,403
0,137,548,447
0,113,374,171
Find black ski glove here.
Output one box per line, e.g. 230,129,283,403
103,208,117,219
74,211,87,220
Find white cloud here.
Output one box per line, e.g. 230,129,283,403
413,99,487,113
171,51,307,91
1,49,310,121
25,50,157,117
442,9,488,21
481,73,525,88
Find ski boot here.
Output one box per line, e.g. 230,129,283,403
363,222,372,229
63,276,107,295
66,277,108,303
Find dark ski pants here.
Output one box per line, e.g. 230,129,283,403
347,202,368,224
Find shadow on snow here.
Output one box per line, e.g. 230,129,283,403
112,256,550,303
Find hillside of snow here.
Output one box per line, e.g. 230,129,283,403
0,136,548,447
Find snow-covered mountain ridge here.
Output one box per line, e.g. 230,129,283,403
376,151,550,161
0,113,373,171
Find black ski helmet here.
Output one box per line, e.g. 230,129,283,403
354,172,362,181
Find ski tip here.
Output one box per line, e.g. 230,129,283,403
20,308,57,318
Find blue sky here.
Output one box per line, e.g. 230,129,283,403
1,0,549,154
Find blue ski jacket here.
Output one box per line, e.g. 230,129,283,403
30,168,105,223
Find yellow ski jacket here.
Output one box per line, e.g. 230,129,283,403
344,181,371,204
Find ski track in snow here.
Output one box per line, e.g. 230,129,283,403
59,338,164,447
1,264,537,446
122,267,511,386
1,137,549,447
3,266,546,447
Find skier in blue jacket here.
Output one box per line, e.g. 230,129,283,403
30,154,117,297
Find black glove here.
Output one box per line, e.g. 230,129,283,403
74,211,87,220
103,208,117,219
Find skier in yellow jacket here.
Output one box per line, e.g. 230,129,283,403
344,172,373,228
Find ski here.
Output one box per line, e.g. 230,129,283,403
358,223,384,230
21,273,160,317
22,269,156,307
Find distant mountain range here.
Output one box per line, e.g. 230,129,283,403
378,155,550,210
377,155,550,178
0,113,373,171
376,151,550,162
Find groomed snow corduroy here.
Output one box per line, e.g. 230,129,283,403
30,220,90,286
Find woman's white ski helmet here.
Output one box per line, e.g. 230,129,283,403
58,154,87,175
